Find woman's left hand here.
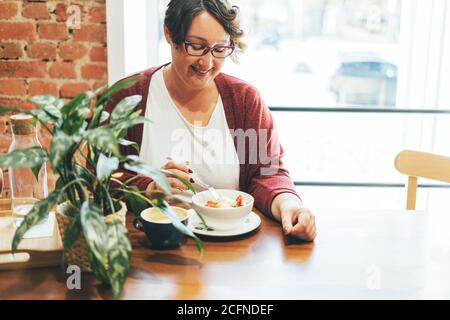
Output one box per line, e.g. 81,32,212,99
281,207,317,242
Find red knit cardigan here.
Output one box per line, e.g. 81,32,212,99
105,65,301,217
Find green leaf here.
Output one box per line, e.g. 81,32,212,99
117,138,137,147
42,102,63,118
168,193,209,230
124,162,172,196
84,127,120,157
125,155,140,162
31,165,41,181
156,200,204,256
29,96,64,126
54,177,69,203
0,147,48,168
106,220,131,297
120,186,150,215
100,110,110,123
61,93,87,115
55,176,65,191
73,163,95,190
112,110,150,140
50,130,73,169
87,247,109,284
80,201,108,270
97,153,119,182
12,191,60,252
0,106,23,114
97,76,145,106
118,138,140,154
63,213,81,251
114,116,151,132
29,108,56,125
110,95,142,123
30,95,64,110
87,104,105,130
61,93,91,134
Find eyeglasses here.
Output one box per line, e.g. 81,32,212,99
183,40,235,58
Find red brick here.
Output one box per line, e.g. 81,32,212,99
90,46,107,62
0,79,27,96
38,23,69,40
81,64,107,80
73,24,106,42
59,42,87,61
55,3,69,22
89,7,106,23
49,62,76,79
0,97,36,110
60,82,90,98
29,80,58,96
0,43,23,59
0,61,46,78
0,2,18,19
22,3,50,20
27,43,57,60
0,22,36,41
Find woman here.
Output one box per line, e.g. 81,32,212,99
107,0,316,242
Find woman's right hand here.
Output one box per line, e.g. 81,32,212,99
146,160,194,195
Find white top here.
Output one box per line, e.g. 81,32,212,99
139,68,240,191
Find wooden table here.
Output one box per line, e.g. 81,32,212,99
1,208,449,300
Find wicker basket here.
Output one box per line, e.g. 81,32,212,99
55,201,127,272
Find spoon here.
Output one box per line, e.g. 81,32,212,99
165,157,220,200
191,173,220,201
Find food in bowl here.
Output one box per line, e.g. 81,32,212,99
205,195,243,208
192,190,254,231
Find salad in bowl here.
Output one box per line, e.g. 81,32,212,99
192,190,254,231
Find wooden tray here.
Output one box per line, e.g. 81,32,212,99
0,198,63,271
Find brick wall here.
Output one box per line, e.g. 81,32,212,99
0,0,108,196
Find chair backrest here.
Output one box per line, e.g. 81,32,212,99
395,150,450,210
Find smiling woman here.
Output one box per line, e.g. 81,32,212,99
105,0,317,242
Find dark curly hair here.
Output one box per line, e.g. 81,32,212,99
164,0,246,60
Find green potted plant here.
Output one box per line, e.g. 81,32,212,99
0,77,204,297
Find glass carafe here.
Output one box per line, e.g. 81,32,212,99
8,114,48,228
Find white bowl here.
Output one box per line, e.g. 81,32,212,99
191,189,254,231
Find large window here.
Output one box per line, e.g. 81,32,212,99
158,0,402,108
112,0,450,211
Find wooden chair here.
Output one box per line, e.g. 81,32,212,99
395,150,450,210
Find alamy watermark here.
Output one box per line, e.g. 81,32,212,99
66,265,81,290
169,124,282,176
366,265,381,291
66,5,82,30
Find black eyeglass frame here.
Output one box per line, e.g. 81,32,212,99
183,40,236,58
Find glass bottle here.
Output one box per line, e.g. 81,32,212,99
8,114,48,228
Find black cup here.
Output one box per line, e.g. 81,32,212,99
133,207,189,249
